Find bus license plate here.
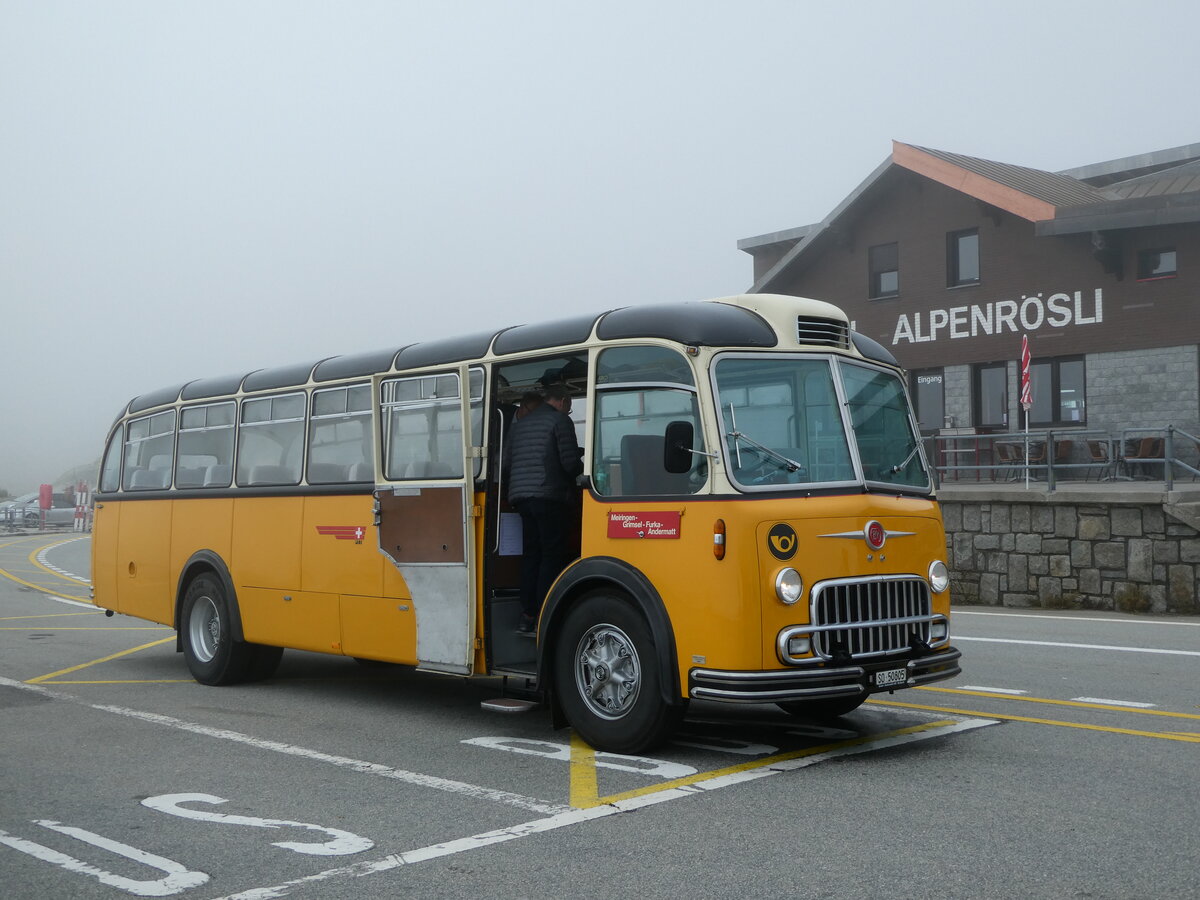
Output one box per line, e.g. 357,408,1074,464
874,667,908,688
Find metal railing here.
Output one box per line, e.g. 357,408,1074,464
928,425,1200,491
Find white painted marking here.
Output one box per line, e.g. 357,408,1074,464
953,610,1200,627
46,595,98,610
462,737,697,779
953,636,1200,657
0,821,208,897
1071,697,1156,709
36,542,91,583
142,794,373,856
958,685,1028,695
671,735,780,756
210,717,996,900
0,676,567,816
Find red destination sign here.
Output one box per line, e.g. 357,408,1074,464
606,511,681,540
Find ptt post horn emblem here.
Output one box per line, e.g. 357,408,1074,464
767,523,798,560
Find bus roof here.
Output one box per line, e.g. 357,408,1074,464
123,293,873,415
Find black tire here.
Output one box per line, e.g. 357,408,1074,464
776,693,867,720
554,591,681,754
180,573,255,685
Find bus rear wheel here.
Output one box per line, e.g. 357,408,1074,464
554,592,680,754
181,573,256,685
776,693,867,720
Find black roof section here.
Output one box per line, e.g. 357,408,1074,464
492,312,604,356
394,330,499,370
128,382,190,414
314,347,409,382
181,372,254,401
242,360,325,393
596,302,777,347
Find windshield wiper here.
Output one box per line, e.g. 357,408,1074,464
726,403,805,473
888,442,922,475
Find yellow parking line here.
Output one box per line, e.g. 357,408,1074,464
26,636,175,684
569,731,599,808
873,699,1200,743
0,627,166,631
0,612,101,621
915,685,1200,721
0,564,89,602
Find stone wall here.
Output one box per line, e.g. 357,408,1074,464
940,488,1200,614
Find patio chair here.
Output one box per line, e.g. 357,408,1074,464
1086,439,1115,481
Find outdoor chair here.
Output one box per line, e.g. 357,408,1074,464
1086,439,1115,481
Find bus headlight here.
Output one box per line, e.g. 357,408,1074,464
775,568,804,605
928,560,950,594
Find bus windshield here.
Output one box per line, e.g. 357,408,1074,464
714,354,930,492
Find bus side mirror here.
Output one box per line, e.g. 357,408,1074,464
663,421,694,473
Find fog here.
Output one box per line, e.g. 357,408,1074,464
2,0,1196,494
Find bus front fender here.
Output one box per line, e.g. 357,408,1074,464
537,556,681,709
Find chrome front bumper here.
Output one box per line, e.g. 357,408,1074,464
688,645,961,704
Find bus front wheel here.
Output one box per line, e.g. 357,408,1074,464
181,574,256,685
554,592,680,754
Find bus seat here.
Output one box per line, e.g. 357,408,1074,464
247,464,297,486
404,461,455,478
203,465,232,487
620,434,690,495
175,467,206,488
130,468,171,490
348,462,373,482
149,454,172,471
308,462,348,483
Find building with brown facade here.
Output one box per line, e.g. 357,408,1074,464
739,141,1200,459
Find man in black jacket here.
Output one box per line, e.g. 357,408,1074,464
504,384,583,635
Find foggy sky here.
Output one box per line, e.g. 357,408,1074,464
2,0,1197,494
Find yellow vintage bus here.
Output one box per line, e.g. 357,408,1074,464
91,293,960,752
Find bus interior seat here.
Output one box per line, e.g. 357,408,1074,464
175,467,207,488
620,434,690,495
405,461,455,478
307,462,348,483
203,464,232,487
247,464,296,486
129,468,171,490
348,462,373,482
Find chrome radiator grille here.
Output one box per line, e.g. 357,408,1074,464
809,576,932,660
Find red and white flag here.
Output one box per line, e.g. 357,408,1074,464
1020,335,1033,411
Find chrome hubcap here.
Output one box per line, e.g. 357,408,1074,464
189,595,220,663
575,623,640,720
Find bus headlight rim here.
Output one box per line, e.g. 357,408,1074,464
928,559,950,594
775,567,804,605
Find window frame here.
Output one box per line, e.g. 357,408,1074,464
947,228,980,287
1028,355,1087,428
868,242,899,300
1136,247,1177,281
972,362,1009,430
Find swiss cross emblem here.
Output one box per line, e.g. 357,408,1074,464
316,526,366,543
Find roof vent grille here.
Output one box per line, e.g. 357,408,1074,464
797,317,850,348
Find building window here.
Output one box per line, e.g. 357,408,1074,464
910,368,945,433
868,242,899,299
1137,248,1177,281
947,229,980,286
973,362,1008,429
1030,356,1086,427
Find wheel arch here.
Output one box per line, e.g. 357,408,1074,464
536,556,681,708
175,550,245,649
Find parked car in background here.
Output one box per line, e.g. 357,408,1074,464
3,493,78,528
1,493,38,526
